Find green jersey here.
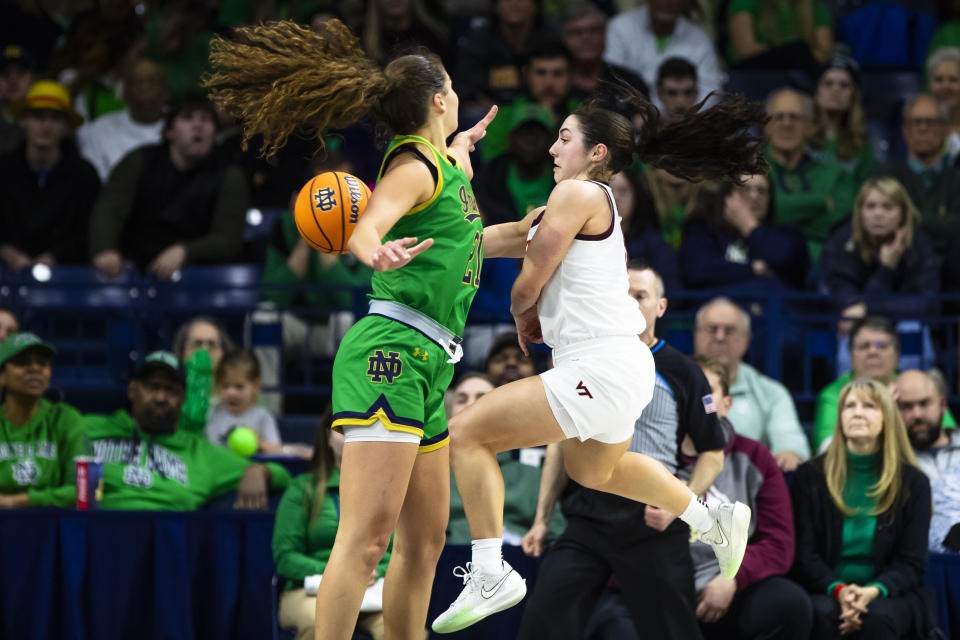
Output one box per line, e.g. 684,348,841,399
0,399,88,507
85,410,290,510
273,471,391,590
371,135,483,335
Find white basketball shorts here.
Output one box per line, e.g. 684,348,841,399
540,335,654,444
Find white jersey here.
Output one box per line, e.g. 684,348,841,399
526,180,646,350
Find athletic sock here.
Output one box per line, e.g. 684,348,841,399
678,494,715,534
471,538,503,575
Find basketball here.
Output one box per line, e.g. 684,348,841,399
293,171,371,254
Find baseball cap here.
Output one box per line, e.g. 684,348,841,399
0,44,38,71
509,103,554,133
134,351,185,385
11,80,83,128
485,331,524,364
0,332,55,367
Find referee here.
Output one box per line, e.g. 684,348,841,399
517,261,726,640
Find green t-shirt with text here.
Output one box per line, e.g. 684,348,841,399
0,399,87,507
86,410,289,510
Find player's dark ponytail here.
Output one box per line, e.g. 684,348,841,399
574,82,768,182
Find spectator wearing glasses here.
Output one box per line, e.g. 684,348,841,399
693,297,810,471
876,94,960,257
765,87,854,263
560,2,648,102
814,318,905,454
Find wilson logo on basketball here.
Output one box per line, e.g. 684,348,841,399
576,381,593,398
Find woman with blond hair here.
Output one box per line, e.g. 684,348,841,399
820,177,939,318
790,378,935,639
205,19,495,640
809,56,874,186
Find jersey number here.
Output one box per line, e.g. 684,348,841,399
462,231,483,288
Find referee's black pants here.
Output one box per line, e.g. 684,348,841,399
517,515,701,640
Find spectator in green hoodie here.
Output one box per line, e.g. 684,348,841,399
85,351,289,510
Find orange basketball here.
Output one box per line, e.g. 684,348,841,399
293,171,371,254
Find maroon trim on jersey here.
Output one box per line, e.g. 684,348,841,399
531,210,546,227
574,180,615,241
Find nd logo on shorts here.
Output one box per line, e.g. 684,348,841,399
367,350,403,383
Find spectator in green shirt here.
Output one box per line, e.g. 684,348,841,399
474,103,556,226
0,333,87,508
273,409,388,640
809,56,874,188
765,87,855,263
727,0,833,69
86,351,289,511
813,317,955,453
873,94,960,257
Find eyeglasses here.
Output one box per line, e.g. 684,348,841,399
905,117,944,128
697,323,743,337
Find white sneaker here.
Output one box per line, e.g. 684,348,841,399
431,561,527,633
701,501,751,580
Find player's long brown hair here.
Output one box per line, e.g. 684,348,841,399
203,19,446,156
575,84,768,183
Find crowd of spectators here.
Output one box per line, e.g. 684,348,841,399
2,0,960,638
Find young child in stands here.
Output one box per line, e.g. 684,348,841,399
206,349,281,453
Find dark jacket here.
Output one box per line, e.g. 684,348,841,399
680,218,810,290
791,456,937,637
819,220,940,317
0,141,100,264
88,144,249,270
875,160,960,256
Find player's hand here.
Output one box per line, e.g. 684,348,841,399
696,575,736,623
521,521,549,557
511,305,542,356
148,244,187,281
371,237,433,271
0,492,30,508
643,505,678,532
234,464,270,510
774,450,803,472
456,105,499,151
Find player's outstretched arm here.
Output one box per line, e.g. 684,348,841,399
448,105,497,181
484,207,543,259
348,155,435,271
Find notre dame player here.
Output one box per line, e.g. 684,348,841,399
206,20,496,640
